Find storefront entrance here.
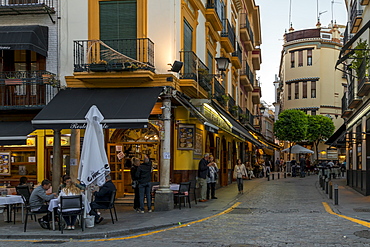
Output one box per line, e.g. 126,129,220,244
108,124,160,197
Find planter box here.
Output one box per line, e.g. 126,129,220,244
89,64,108,72
109,63,124,71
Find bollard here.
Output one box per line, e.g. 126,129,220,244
329,181,333,199
278,173,280,179
272,174,274,180
284,173,286,178
325,178,329,194
267,175,270,181
334,184,339,205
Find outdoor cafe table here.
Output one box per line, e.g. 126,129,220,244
0,195,24,223
48,197,91,231
152,184,180,192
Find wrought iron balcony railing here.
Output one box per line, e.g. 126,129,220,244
74,38,154,72
232,42,242,62
214,79,226,106
0,0,55,15
240,13,254,45
241,61,254,84
206,0,223,23
221,19,236,50
0,70,59,109
342,94,347,114
350,0,363,33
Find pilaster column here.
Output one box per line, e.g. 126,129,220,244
52,129,62,193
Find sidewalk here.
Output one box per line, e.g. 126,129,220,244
0,174,369,240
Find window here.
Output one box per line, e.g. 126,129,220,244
288,83,291,100
307,49,312,66
290,52,295,68
302,81,307,98
311,81,316,98
207,51,213,73
298,50,303,67
311,110,316,115
295,82,299,99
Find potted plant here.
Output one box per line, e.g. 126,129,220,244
350,39,369,78
89,60,108,72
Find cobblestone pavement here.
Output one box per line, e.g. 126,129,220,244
3,175,370,247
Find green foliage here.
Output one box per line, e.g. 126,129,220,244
306,115,335,142
273,109,308,142
350,39,369,75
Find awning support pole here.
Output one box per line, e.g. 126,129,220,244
52,129,62,193
155,87,174,211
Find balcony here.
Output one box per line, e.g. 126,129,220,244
348,82,362,108
205,0,223,31
221,19,236,53
341,94,352,118
357,58,370,96
0,70,58,110
240,61,254,91
0,0,55,15
350,1,363,33
240,13,254,51
214,79,226,107
239,107,254,126
73,39,155,85
179,51,209,99
361,0,370,5
231,42,242,69
228,94,238,118
252,83,261,104
252,49,261,70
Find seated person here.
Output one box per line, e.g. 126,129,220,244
89,174,116,224
58,175,85,194
18,176,33,190
29,179,57,229
58,182,84,230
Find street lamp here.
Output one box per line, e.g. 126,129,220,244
215,57,230,72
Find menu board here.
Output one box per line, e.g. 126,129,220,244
178,124,195,150
0,152,11,176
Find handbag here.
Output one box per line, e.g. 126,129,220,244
131,180,138,189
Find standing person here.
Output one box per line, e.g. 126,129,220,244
58,182,84,230
299,155,306,178
89,175,116,224
233,159,248,194
136,154,152,213
265,159,271,177
206,155,219,200
29,179,56,229
275,158,281,172
130,157,140,212
198,153,210,202
291,157,297,177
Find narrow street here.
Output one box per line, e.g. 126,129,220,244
5,175,370,247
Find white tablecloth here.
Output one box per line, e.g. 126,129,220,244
152,184,180,192
0,195,23,205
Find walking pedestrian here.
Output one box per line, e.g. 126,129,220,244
233,159,248,194
198,153,210,202
130,157,140,212
206,155,218,200
136,155,153,213
275,158,280,172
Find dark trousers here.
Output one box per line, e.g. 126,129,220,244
90,202,107,222
133,186,140,210
139,182,151,211
62,210,80,226
206,182,216,199
34,205,51,222
236,178,243,192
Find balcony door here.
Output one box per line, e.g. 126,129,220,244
99,0,137,60
183,19,193,77
0,50,45,72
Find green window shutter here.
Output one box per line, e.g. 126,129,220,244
183,19,193,76
100,0,137,59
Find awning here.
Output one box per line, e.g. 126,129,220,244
0,121,34,145
211,102,262,146
0,25,48,57
325,124,346,147
173,92,219,134
32,87,163,129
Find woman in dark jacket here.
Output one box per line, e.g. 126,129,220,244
130,157,140,212
135,155,152,213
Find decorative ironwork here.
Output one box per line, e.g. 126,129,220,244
206,0,223,23
221,19,236,50
0,0,55,15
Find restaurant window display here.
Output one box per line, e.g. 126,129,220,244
108,124,160,197
0,136,37,186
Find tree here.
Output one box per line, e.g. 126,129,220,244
274,109,308,159
306,115,335,160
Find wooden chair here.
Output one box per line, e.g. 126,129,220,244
173,182,191,210
15,185,32,224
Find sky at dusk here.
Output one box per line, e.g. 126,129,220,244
255,0,348,107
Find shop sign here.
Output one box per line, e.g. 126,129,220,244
46,136,70,147
203,104,231,132
0,152,10,176
178,124,195,150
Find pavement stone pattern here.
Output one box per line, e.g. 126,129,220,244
2,174,370,246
